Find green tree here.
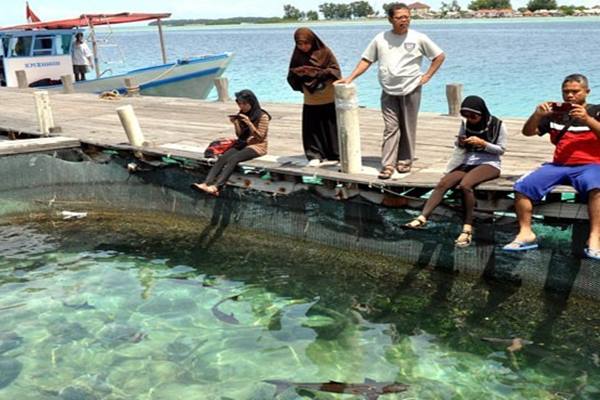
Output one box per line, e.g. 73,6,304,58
306,10,319,20
526,0,557,11
319,3,337,19
468,0,512,10
336,3,353,18
283,4,302,19
382,3,394,16
350,1,375,17
440,0,462,14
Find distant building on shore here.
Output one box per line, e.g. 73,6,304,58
408,2,432,17
473,8,515,18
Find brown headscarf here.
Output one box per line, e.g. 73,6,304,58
287,28,341,93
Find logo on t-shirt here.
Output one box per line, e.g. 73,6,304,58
404,42,416,51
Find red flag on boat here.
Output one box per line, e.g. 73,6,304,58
26,2,41,23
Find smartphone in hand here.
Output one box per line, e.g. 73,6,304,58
550,102,573,114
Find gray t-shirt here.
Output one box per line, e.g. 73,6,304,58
361,29,443,96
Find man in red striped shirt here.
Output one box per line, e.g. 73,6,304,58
504,74,600,260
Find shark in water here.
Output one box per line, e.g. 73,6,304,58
211,295,240,325
264,378,409,399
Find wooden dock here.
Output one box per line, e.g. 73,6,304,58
0,87,584,219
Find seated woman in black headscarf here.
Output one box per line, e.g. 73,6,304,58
404,96,507,247
287,27,341,167
192,90,271,196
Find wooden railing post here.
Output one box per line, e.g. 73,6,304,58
446,83,463,116
116,105,145,158
16,70,28,89
61,74,75,94
334,83,362,174
124,78,140,97
214,77,230,102
33,91,55,136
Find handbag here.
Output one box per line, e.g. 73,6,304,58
204,138,238,159
445,145,466,173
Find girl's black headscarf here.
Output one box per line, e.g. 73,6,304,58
287,28,341,93
234,89,271,147
460,95,502,145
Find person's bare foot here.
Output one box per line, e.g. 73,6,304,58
206,185,220,196
191,182,213,194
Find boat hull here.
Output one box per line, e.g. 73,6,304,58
55,53,233,99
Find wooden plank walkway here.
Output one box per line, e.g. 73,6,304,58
0,87,556,194
0,136,79,155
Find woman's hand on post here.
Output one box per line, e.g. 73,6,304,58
334,77,352,85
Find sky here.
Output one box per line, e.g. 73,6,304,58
2,0,599,26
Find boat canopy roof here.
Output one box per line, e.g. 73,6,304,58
0,12,171,31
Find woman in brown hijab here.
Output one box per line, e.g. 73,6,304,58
288,28,341,167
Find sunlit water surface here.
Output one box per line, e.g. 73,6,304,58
0,210,599,399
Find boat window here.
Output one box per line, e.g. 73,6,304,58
57,34,73,55
9,36,32,57
33,35,54,56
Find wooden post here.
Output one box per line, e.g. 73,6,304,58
61,74,75,94
124,78,140,97
87,23,101,79
334,83,362,174
446,83,463,116
214,77,230,102
116,105,145,149
156,18,168,64
16,70,28,89
33,91,55,136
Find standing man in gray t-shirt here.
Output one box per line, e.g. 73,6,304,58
337,3,445,179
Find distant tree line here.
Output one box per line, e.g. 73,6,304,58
284,2,376,20
153,0,588,27
149,17,285,26
523,0,585,12
467,0,512,10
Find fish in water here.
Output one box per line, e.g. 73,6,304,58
264,378,409,399
0,357,22,389
481,337,533,353
211,295,240,325
62,301,96,310
0,332,23,355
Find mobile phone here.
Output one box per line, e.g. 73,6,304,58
551,102,573,113
228,114,240,119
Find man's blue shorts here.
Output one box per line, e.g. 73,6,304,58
514,163,600,202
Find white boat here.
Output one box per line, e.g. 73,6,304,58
0,11,233,99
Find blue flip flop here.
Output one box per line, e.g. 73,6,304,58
584,247,600,261
502,240,539,252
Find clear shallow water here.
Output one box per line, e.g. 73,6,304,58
99,18,600,117
0,210,599,399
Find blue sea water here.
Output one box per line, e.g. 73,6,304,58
102,18,600,117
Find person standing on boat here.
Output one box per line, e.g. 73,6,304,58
503,74,600,259
404,96,507,247
71,32,93,81
336,2,445,178
287,28,341,167
192,90,271,196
